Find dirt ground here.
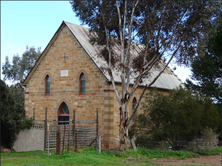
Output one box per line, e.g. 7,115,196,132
150,155,222,165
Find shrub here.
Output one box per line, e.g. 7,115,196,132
130,88,221,150
185,128,217,153
0,80,33,149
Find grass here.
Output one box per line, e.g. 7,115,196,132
1,146,221,166
200,146,222,155
136,147,200,159
1,148,148,166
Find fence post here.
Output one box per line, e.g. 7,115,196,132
62,125,66,155
33,108,35,120
96,110,99,136
73,110,75,151
67,130,70,152
56,127,61,155
97,136,101,153
44,107,47,151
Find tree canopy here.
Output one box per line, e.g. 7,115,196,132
185,18,222,106
70,0,222,150
2,46,41,84
2,46,41,105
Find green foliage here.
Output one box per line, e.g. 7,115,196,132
2,46,41,84
0,80,33,149
2,46,41,107
70,0,222,66
185,18,222,106
200,146,222,155
8,83,25,106
130,88,221,150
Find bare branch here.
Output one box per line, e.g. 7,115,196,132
101,7,121,106
108,69,121,105
143,40,149,66
128,8,188,100
125,0,139,65
125,0,139,94
127,40,183,126
116,0,124,63
122,0,127,46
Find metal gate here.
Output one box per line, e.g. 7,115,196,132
32,108,98,150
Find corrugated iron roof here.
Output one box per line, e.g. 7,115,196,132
64,21,183,90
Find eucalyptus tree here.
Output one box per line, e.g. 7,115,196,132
70,0,222,150
2,46,41,104
2,46,41,84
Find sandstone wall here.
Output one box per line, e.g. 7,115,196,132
24,25,109,138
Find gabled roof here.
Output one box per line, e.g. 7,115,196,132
23,21,183,90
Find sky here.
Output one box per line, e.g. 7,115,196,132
1,1,192,85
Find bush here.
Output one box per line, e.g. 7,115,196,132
0,80,33,149
130,88,221,150
185,128,217,153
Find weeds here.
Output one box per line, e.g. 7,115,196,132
200,146,222,155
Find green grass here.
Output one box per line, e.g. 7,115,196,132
1,150,47,159
1,146,220,166
1,148,153,166
137,147,200,159
200,146,222,155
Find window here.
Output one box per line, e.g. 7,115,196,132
58,102,69,125
45,75,50,96
132,97,137,125
79,73,85,95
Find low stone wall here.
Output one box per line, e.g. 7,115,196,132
13,129,44,152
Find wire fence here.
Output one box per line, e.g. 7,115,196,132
32,120,97,150
31,109,98,151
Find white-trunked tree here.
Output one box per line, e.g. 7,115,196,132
70,0,222,150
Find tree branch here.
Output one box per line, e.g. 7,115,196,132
127,40,182,126
101,6,121,105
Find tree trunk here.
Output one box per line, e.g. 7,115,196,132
119,106,130,150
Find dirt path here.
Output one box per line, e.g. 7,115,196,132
150,155,221,165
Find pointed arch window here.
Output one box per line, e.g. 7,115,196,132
79,73,85,95
45,75,50,96
132,97,137,125
58,102,69,125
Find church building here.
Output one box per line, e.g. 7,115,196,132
22,21,182,148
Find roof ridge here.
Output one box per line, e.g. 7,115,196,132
64,21,89,29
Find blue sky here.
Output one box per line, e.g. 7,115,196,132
1,1,191,84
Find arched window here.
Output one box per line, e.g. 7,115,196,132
132,97,137,125
45,75,50,96
58,102,69,125
79,73,85,95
